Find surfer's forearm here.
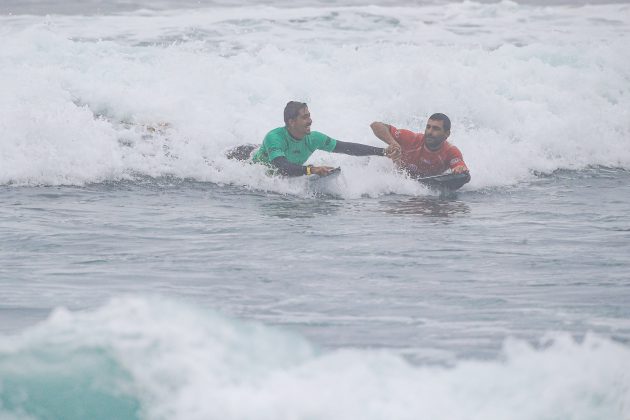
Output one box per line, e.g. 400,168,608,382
333,140,385,156
370,122,398,146
271,157,336,177
369,122,402,160
271,156,308,177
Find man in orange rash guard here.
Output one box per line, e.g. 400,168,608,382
370,113,470,179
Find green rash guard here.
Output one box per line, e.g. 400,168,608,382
252,127,337,166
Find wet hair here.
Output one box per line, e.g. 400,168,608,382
284,101,308,124
429,113,451,132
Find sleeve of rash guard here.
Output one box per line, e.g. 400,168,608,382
447,146,468,172
271,156,307,177
309,131,337,152
264,133,287,162
388,125,418,149
333,140,385,156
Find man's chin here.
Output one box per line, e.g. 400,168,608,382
425,139,444,149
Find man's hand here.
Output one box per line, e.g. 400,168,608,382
311,166,337,176
384,142,402,161
452,165,469,174
371,122,401,161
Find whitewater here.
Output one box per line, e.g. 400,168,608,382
1,1,630,419
1,1,629,191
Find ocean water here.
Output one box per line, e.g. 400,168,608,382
1,0,630,419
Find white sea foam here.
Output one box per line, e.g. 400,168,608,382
0,296,629,420
1,3,629,195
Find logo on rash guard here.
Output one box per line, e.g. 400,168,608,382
450,158,461,165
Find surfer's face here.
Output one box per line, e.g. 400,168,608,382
424,119,449,150
288,107,312,139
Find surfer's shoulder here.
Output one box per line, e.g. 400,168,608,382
265,126,287,137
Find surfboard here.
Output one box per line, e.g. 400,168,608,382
306,167,343,196
416,172,470,191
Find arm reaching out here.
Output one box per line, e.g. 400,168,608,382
271,157,336,177
332,140,400,160
332,140,384,156
370,122,401,160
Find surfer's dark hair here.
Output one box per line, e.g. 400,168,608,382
429,113,451,132
284,101,308,124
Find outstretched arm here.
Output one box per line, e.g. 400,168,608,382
271,157,335,177
333,140,400,159
332,140,385,156
370,122,401,160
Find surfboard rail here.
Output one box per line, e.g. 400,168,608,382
416,172,471,191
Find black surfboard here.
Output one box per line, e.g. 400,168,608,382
416,172,471,191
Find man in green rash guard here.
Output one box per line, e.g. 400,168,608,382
249,101,401,176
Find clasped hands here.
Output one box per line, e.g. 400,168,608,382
384,142,402,162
